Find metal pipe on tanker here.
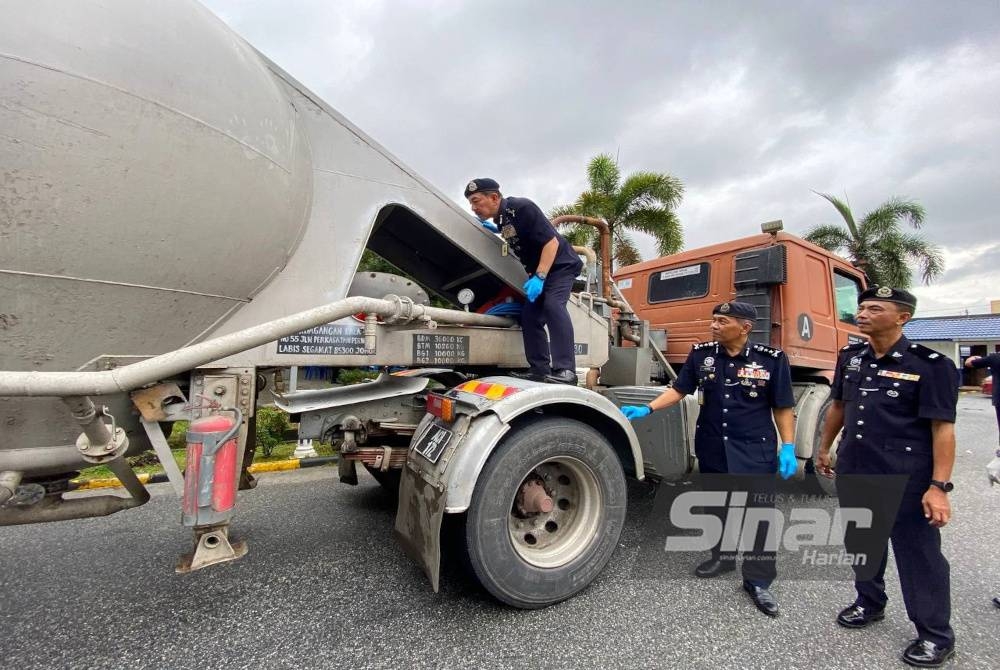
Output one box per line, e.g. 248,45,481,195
0,493,146,526
62,396,113,452
0,296,515,399
551,215,624,308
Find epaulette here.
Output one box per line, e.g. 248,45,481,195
908,342,944,361
752,343,781,358
692,341,716,350
840,341,867,352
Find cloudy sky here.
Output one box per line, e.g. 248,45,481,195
203,0,1000,317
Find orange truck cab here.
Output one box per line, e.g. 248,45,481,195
611,225,868,489
614,228,868,382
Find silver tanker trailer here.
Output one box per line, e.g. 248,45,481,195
0,0,693,608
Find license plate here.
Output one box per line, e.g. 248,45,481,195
413,424,453,464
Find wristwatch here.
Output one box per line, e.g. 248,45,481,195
929,479,954,493
536,271,547,280
645,404,655,414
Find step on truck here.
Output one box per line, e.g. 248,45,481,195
0,0,861,608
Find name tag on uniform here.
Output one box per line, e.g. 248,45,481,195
877,370,920,382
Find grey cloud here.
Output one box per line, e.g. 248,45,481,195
201,0,1000,313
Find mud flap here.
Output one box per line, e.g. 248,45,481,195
393,463,446,592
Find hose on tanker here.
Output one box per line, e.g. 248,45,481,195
485,301,523,318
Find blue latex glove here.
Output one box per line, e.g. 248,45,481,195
621,405,651,421
523,275,545,302
778,443,797,479
479,218,499,233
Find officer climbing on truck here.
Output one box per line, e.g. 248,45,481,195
465,178,583,384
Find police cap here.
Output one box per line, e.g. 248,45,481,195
858,285,917,312
464,178,500,199
713,301,757,320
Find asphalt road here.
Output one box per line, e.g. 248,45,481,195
2,395,999,670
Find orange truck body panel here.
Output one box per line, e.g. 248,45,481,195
614,232,867,377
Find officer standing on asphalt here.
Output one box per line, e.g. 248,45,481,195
620,301,797,616
965,352,1000,445
965,352,1000,608
465,178,583,385
816,286,957,668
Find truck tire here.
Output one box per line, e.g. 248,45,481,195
462,417,627,609
805,397,840,497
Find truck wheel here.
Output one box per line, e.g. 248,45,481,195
805,397,840,497
462,417,627,609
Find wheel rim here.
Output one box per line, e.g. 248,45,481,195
507,456,604,568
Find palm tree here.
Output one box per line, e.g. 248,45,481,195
804,192,944,288
550,154,684,271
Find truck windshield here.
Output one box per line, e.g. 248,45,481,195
833,271,863,324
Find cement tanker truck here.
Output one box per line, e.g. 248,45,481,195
2,0,855,609
1,0,702,608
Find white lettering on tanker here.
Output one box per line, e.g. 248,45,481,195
413,334,470,365
277,322,370,355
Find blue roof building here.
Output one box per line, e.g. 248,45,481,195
904,314,1000,341
903,314,1000,385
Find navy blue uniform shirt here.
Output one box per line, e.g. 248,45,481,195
831,336,957,489
969,352,1000,406
497,197,582,276
674,340,795,474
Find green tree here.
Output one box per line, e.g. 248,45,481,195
551,154,684,270
804,192,944,288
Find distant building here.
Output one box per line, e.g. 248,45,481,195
903,314,1000,386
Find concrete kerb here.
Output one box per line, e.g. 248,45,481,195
70,455,340,491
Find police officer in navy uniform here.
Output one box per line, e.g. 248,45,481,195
967,352,1000,607
965,351,1000,446
816,286,957,668
620,301,798,616
465,178,583,384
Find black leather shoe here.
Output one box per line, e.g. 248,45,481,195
993,596,1000,609
901,639,954,667
694,557,736,578
510,370,548,382
742,581,779,617
544,369,578,385
836,602,885,629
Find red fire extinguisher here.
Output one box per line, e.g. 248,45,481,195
182,409,242,527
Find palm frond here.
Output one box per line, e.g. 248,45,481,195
859,197,926,237
575,190,615,221
803,224,853,252
615,172,684,217
612,232,641,269
587,154,620,196
896,232,944,285
814,191,860,240
559,223,598,248
621,206,683,256
547,203,579,219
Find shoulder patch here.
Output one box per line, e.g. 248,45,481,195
692,341,716,350
908,343,946,362
841,342,866,352
752,343,781,358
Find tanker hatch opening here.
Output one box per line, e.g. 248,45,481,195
366,205,510,311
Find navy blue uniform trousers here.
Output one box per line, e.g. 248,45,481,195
520,267,577,374
839,484,953,647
